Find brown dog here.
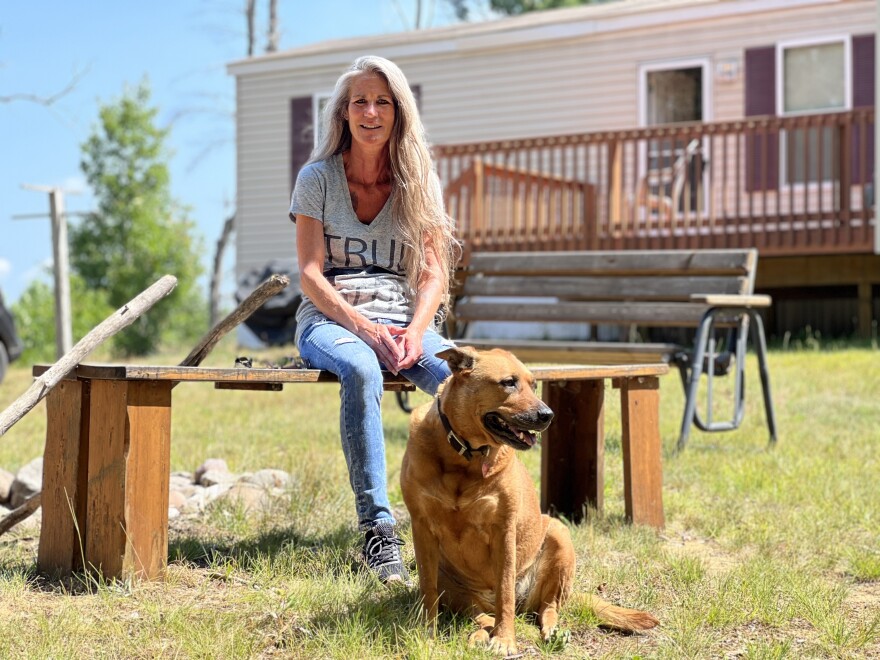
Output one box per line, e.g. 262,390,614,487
401,346,658,655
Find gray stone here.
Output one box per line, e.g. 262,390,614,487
10,458,43,508
0,468,14,504
241,468,292,490
170,483,200,499
217,483,270,513
194,458,229,484
199,469,237,487
170,473,195,490
168,490,188,509
180,483,230,514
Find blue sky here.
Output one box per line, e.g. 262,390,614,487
0,1,464,304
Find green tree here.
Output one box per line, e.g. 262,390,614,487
448,0,615,19
12,273,115,364
71,81,205,356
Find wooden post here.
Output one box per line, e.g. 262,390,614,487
620,376,664,529
37,379,87,575
48,189,73,357
609,140,623,229
122,381,172,579
84,380,129,577
858,281,873,339
541,380,605,522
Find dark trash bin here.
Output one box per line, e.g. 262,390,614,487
236,259,302,346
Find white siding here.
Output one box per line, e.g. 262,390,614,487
232,0,875,279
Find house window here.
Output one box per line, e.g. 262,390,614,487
312,92,333,149
778,38,850,184
639,61,710,214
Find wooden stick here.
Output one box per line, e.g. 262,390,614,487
0,492,41,536
179,273,290,368
0,274,178,437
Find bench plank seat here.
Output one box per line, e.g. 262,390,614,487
451,248,777,450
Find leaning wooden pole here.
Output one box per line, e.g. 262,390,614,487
0,274,178,437
179,273,289,368
0,492,41,536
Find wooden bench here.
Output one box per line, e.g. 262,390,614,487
450,248,777,451
35,361,667,580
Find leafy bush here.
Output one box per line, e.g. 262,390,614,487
11,273,115,364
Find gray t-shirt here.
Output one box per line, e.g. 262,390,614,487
289,154,415,335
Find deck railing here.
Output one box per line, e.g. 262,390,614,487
434,110,875,259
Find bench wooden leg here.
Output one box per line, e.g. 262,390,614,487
620,376,665,529
541,380,604,522
84,380,172,580
38,380,89,576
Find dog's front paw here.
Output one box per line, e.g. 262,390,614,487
487,634,518,657
467,628,490,648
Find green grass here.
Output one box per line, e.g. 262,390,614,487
1,339,879,658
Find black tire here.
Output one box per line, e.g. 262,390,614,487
0,342,8,384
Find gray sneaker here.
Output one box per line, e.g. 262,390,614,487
362,520,411,586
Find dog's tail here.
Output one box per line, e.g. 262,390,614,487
581,594,659,632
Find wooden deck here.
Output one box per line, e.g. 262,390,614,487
435,110,875,259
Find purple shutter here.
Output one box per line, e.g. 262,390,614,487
851,34,875,184
744,46,779,191
290,96,314,191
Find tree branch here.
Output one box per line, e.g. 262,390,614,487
0,66,89,106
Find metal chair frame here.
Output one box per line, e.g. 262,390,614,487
674,307,777,451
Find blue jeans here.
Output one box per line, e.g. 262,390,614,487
297,315,454,530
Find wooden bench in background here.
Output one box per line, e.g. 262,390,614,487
35,361,667,581
450,248,777,451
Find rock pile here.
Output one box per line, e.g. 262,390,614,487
0,457,294,533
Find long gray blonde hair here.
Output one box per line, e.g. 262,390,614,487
310,55,458,301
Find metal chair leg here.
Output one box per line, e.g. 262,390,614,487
677,311,715,452
749,310,778,444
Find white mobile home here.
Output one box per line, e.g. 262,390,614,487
228,0,877,337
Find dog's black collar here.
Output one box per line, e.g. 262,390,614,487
435,397,490,461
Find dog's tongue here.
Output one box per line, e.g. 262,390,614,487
482,461,490,478
517,429,537,447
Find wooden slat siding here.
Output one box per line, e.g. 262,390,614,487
38,381,85,576
123,381,172,579
455,300,744,326
467,249,754,275
542,380,604,521
620,377,664,529
462,275,749,299
85,380,128,577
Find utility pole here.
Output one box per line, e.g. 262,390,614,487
17,185,76,358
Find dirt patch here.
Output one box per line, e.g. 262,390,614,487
661,525,746,574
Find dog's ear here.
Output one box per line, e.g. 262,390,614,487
436,346,478,373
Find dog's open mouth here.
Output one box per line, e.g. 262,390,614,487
483,413,540,450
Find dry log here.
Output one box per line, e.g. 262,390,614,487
0,492,41,536
0,274,178,437
179,273,289,368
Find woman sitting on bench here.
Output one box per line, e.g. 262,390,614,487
289,55,458,585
